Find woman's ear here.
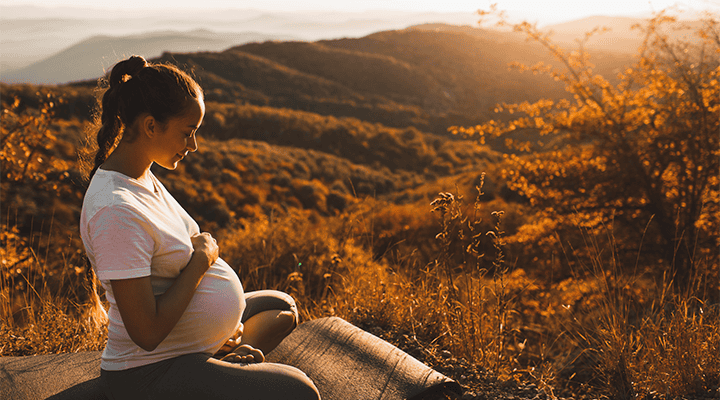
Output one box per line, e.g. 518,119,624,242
139,114,157,138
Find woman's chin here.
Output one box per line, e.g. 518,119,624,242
155,160,180,171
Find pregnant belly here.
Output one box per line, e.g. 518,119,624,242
167,258,245,354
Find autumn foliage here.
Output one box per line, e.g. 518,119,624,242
1,92,72,191
452,11,720,286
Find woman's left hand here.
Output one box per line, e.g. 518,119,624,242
214,324,244,358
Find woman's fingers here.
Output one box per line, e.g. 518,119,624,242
234,323,244,339
215,340,236,356
190,232,219,265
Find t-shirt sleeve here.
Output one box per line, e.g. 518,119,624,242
87,205,154,281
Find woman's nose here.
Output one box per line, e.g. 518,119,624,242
186,134,198,152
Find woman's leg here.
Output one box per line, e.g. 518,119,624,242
241,309,296,355
101,360,174,400
241,290,299,355
154,354,320,400
242,290,298,323
103,353,320,400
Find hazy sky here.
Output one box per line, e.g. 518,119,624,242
5,0,720,24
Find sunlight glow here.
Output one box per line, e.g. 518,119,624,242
4,0,719,24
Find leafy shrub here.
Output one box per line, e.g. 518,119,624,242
452,11,720,285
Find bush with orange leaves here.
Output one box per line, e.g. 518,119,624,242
1,92,72,191
451,11,719,286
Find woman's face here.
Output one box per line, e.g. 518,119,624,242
153,97,205,170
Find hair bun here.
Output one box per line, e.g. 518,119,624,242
109,55,148,87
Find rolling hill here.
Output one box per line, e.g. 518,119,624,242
0,5,478,74
154,24,634,135
0,30,296,84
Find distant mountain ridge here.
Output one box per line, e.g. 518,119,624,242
3,13,704,86
4,18,661,138
0,30,296,84
0,6,478,72
145,24,635,136
542,15,707,53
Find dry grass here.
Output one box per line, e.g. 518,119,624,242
1,223,106,355
1,189,718,399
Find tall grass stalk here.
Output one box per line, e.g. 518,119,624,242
558,222,719,399
1,218,106,355
426,180,522,378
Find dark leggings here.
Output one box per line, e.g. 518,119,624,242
100,290,320,400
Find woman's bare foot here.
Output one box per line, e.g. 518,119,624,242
220,344,264,364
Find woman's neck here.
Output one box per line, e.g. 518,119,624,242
101,141,152,181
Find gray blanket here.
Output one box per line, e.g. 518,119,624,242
0,317,461,400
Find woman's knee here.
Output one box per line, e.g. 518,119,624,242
232,361,320,400
296,376,321,400
243,290,298,323
276,365,320,400
276,309,297,335
244,309,296,338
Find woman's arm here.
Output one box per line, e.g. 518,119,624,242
111,232,219,351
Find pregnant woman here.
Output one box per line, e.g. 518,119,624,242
80,55,320,400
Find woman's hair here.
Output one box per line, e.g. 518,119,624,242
86,55,203,180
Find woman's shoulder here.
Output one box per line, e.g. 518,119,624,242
87,169,151,200
83,171,152,220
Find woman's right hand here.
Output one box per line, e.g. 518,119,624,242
191,232,219,269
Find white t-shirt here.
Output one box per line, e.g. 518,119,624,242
80,169,244,371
